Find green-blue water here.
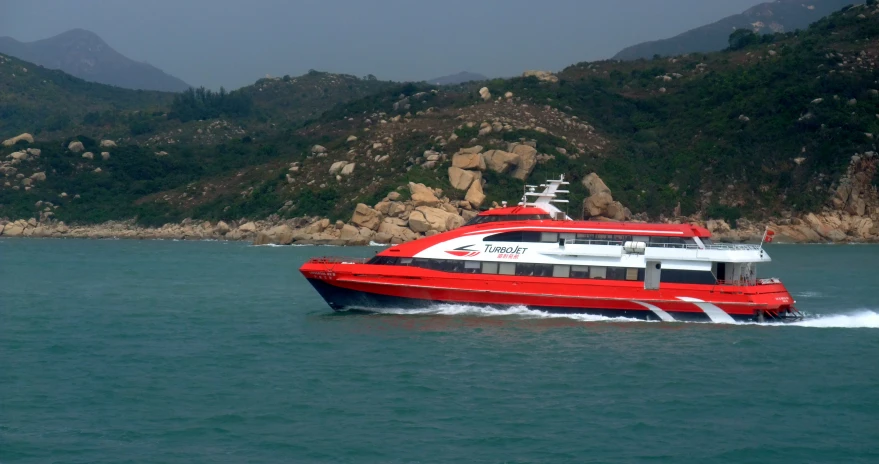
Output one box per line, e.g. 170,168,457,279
1,239,878,463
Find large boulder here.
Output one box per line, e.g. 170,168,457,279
584,192,614,217
29,172,46,182
68,141,84,153
582,173,611,196
448,166,479,191
216,221,231,235
465,179,486,207
351,203,381,230
483,150,519,173
411,206,457,233
9,151,28,161
522,70,559,83
459,145,483,155
2,133,34,147
340,163,356,176
509,143,538,180
378,218,419,243
100,140,117,148
238,222,258,233
329,161,347,175
1,221,25,236
452,152,486,170
312,145,327,154
479,87,491,101
253,225,296,245
82,152,94,160
408,182,441,207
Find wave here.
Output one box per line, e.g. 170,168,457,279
370,304,649,323
787,310,879,329
365,304,879,329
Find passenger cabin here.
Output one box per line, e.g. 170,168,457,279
368,177,770,290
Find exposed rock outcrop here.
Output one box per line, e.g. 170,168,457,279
2,133,34,147
68,141,84,153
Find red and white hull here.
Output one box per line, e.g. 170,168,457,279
301,261,798,323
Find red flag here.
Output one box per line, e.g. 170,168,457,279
764,229,775,243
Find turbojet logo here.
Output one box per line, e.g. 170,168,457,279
484,243,528,259
445,244,480,257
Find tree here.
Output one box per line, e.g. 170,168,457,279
728,29,758,51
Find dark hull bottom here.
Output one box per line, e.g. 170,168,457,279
307,279,797,324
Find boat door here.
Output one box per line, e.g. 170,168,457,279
645,260,661,290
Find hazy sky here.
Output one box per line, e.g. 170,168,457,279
1,0,766,89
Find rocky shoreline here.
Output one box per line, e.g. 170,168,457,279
2,148,877,245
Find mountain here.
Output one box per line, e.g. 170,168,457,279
426,71,488,85
613,0,855,60
1,3,878,243
0,29,190,92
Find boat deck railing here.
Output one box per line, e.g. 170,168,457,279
715,277,782,287
566,240,763,251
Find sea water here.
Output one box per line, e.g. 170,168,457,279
1,239,877,463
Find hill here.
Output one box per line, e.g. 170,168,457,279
1,4,878,244
613,0,855,60
426,72,489,85
0,29,190,92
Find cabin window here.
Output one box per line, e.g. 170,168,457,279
559,233,576,242
400,258,413,265
482,262,499,274
499,263,516,275
626,268,639,281
516,263,552,277
607,267,626,280
661,270,717,284
571,265,590,278
590,266,607,279
463,261,481,274
540,232,559,243
553,265,571,278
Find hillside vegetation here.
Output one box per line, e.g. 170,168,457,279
2,4,879,233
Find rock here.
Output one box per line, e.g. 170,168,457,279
329,161,347,175
479,87,491,101
848,197,867,217
2,133,34,147
254,225,296,245
459,145,483,155
465,179,486,207
387,191,401,201
347,135,358,143
408,182,441,207
82,152,94,160
30,172,46,182
68,141,84,153
411,206,456,232
9,151,27,160
451,152,485,170
448,166,479,191
93,167,102,173
606,201,627,221
582,173,611,196
312,145,327,154
100,140,117,148
1,222,24,236
216,221,231,235
155,151,169,157
101,152,110,160
378,218,419,243
351,203,382,230
584,192,614,217
522,70,559,83
388,202,407,217
483,150,519,174
238,222,257,233
340,163,356,176
504,92,514,99
26,148,40,157
508,143,538,180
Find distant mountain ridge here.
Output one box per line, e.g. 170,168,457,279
426,71,488,85
613,0,856,60
0,29,190,92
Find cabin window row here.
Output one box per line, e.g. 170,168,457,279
464,214,553,226
367,256,716,284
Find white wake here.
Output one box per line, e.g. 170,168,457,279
787,310,879,329
366,304,879,329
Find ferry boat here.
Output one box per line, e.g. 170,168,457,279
300,177,801,323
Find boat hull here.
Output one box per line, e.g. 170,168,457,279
304,275,800,323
